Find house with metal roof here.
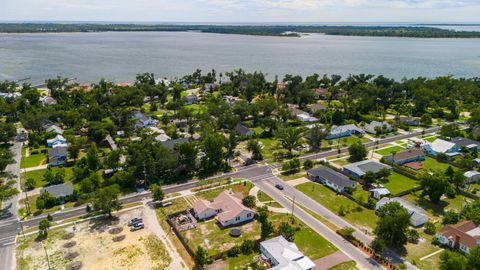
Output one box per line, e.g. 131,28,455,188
47,135,67,148
183,94,198,105
326,124,364,139
341,160,392,179
384,148,425,165
376,197,429,227
464,171,480,184
48,145,68,166
422,139,460,157
437,220,480,254
307,167,356,193
451,137,480,151
191,190,255,227
260,236,315,270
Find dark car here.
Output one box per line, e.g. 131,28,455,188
275,184,284,190
128,217,143,226
130,223,145,231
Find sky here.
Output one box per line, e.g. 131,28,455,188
1,0,480,23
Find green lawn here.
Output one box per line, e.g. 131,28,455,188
328,261,357,270
196,182,253,201
21,166,74,189
383,172,419,195
405,228,443,270
331,158,350,166
19,194,76,216
258,138,278,160
401,192,472,219
21,148,47,168
226,253,256,270
375,146,403,156
322,136,370,148
278,171,307,181
257,191,273,202
421,157,457,173
296,182,378,233
293,227,338,260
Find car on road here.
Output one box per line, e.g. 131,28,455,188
128,217,143,226
275,184,284,190
130,222,144,231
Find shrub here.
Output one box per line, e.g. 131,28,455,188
407,229,420,244
424,221,436,235
371,238,385,253
240,240,255,255
227,246,240,257
303,159,314,170
242,195,256,208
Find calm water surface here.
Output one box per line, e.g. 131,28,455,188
0,31,479,84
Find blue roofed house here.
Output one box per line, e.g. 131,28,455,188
326,124,364,139
307,167,356,193
133,111,159,128
47,135,67,147
422,139,460,158
342,160,392,179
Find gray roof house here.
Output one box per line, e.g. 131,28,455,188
363,121,392,134
307,167,356,193
161,137,190,150
40,182,73,202
376,197,429,227
235,123,253,136
48,145,68,166
326,124,364,139
342,160,392,179
260,236,315,270
44,124,64,135
452,137,480,151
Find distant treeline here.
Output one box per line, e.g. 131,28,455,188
1,23,480,38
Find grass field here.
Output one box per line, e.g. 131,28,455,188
375,146,403,156
21,148,47,168
383,172,419,195
21,166,74,189
257,191,273,202
421,157,457,173
196,181,253,201
401,192,472,218
296,182,378,233
258,138,278,160
404,228,443,270
322,136,370,148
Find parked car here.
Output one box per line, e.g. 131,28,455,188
128,217,143,226
130,223,145,231
275,184,284,190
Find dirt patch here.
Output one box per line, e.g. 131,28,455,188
113,235,126,242
109,227,123,235
63,241,76,248
207,259,227,270
65,261,82,270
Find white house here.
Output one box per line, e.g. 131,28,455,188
307,167,356,193
260,236,315,270
376,197,429,227
422,139,459,157
191,190,255,227
464,171,480,184
436,220,480,254
47,135,67,147
363,121,392,134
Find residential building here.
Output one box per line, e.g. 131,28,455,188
370,187,391,200
133,111,158,128
342,160,392,179
161,137,190,150
307,167,356,193
40,183,74,203
47,135,67,147
260,236,315,270
0,92,21,99
44,123,64,135
451,137,480,151
384,148,425,165
363,121,392,134
235,123,253,136
191,190,255,227
326,124,364,139
308,103,327,112
422,139,459,157
464,171,480,184
47,145,68,166
312,87,328,99
289,106,318,123
183,94,198,105
399,116,420,126
436,220,480,254
376,197,429,227
40,96,57,106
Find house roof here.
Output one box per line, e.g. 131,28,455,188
342,160,391,177
47,135,66,145
161,137,190,150
430,139,456,154
40,183,73,198
366,121,391,129
439,220,480,249
192,199,214,214
260,236,315,270
386,148,424,162
235,123,253,136
307,167,356,189
313,88,328,96
213,190,254,223
45,124,64,135
329,124,364,135
371,188,390,196
376,197,427,221
48,145,68,156
308,103,327,112
464,171,480,178
452,137,480,148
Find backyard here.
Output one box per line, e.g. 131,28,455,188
401,192,472,219
296,182,378,234
21,147,48,168
375,146,404,156
382,172,419,195
21,166,75,189
420,157,457,173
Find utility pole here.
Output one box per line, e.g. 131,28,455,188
42,242,51,270
18,219,26,240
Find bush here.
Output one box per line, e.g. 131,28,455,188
344,186,354,195
240,240,255,255
371,238,385,253
227,245,240,257
242,195,256,208
424,222,436,235
303,159,314,170
407,229,420,244
431,236,440,246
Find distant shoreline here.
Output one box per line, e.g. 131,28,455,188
1,23,480,38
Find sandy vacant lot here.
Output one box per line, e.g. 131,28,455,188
17,208,172,270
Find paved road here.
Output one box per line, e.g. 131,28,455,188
0,142,22,270
0,127,439,269
254,175,383,270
